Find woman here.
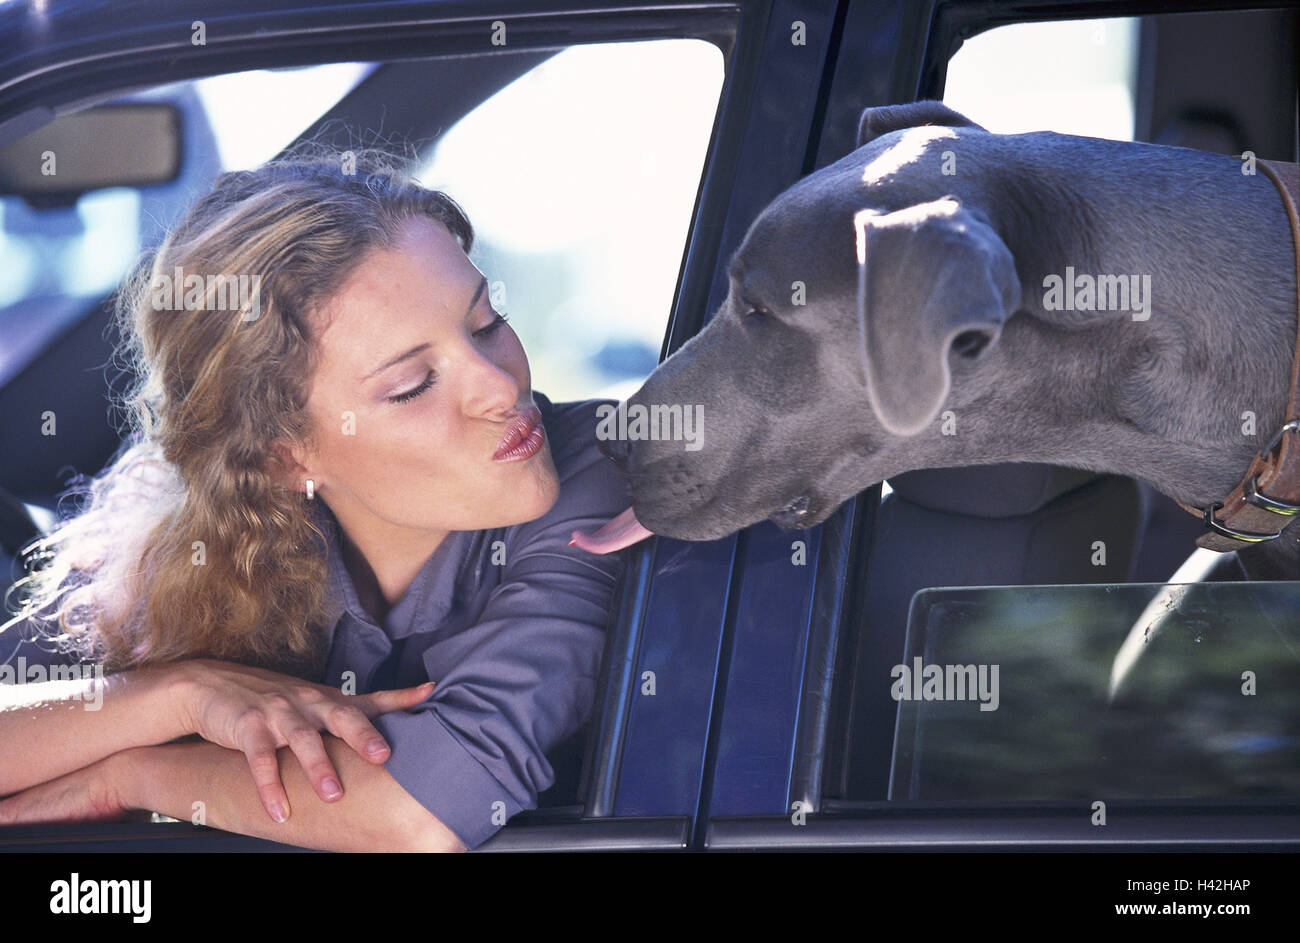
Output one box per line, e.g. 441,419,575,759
0,150,632,851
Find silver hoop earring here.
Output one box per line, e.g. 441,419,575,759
305,479,315,500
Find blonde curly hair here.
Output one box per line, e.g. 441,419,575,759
4,146,473,679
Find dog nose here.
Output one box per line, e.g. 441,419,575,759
598,437,631,470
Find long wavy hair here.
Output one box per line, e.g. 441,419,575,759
2,147,473,679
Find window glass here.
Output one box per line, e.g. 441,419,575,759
891,583,1300,799
419,39,725,401
193,63,378,169
943,18,1138,140
0,63,376,309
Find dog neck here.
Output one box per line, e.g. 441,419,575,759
977,146,1300,572
1167,160,1300,556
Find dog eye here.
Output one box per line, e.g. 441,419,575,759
743,305,769,320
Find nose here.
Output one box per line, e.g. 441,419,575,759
461,348,526,419
598,437,631,470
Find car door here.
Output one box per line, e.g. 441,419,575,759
0,0,747,853
695,0,1300,852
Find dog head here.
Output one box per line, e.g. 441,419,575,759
609,101,1023,540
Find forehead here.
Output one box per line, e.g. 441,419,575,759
310,216,479,367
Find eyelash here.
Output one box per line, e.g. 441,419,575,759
386,313,510,404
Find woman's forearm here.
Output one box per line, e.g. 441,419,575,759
112,736,467,852
0,664,192,795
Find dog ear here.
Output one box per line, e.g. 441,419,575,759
856,197,1021,436
856,101,983,149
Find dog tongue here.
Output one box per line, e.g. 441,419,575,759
569,506,655,554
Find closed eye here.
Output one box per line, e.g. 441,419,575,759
477,311,510,337
387,314,510,404
389,370,435,404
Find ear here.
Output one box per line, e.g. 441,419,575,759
856,197,1021,436
857,100,983,149
268,440,311,491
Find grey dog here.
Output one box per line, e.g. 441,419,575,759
587,100,1299,580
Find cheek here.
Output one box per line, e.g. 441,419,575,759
320,399,452,474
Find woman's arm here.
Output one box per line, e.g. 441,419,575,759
0,663,189,796
110,736,466,852
1,650,436,821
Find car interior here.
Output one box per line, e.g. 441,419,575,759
827,6,1300,804
1,1,1297,851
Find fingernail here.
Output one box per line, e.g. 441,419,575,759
366,740,389,756
322,778,342,799
270,801,287,823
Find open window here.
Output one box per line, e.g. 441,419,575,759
702,5,1300,851
0,12,729,852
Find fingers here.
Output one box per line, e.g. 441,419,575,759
226,681,438,821
239,708,346,819
282,725,344,803
238,721,290,824
322,703,393,764
355,681,436,718
308,681,435,766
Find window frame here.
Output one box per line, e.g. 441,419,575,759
0,0,744,854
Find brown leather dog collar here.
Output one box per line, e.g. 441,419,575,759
1175,158,1300,550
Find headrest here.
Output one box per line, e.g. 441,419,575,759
885,463,1100,518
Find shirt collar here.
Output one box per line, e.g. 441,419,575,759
308,498,479,640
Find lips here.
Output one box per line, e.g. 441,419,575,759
493,406,544,461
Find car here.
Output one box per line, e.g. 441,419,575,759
0,0,1297,855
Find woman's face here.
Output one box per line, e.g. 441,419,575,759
288,215,560,543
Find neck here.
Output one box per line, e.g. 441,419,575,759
998,145,1299,508
324,500,448,620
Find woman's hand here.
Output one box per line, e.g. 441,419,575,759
172,659,435,823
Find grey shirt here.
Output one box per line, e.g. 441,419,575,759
309,393,629,848
1,393,630,850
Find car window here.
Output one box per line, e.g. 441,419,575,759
943,17,1138,140
824,9,1299,816
419,39,724,402
892,583,1300,800
192,64,378,170
0,63,376,311
0,37,728,844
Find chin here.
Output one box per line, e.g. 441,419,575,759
494,467,560,528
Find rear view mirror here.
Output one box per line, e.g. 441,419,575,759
0,104,182,204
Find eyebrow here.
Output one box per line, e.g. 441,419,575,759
362,276,489,381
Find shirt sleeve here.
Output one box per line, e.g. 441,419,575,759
370,398,632,849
